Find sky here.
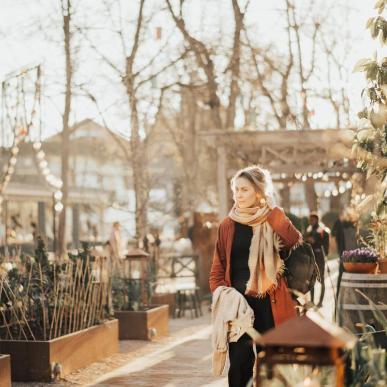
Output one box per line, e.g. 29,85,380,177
0,0,381,142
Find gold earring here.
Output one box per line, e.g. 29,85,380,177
259,198,266,206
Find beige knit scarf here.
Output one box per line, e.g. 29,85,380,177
229,203,283,297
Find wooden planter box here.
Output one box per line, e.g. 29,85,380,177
152,293,176,316
0,319,118,382
0,354,11,387
114,304,169,340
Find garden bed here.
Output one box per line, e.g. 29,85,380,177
0,319,118,382
0,354,11,387
114,304,169,340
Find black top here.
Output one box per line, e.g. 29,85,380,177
230,222,252,293
230,221,274,334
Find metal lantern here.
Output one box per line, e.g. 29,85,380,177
122,248,151,310
254,311,357,387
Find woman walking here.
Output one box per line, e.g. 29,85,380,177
209,165,302,387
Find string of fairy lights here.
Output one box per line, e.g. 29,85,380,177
0,65,64,216
291,169,353,198
271,160,357,199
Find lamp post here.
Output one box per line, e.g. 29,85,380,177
254,311,357,386
123,247,150,310
52,193,56,253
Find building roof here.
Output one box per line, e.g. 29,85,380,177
44,119,130,159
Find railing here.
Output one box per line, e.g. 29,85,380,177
153,254,199,292
156,253,198,280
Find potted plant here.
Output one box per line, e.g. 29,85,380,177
342,248,378,274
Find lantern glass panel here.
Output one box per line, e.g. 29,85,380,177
125,259,144,280
258,364,336,387
111,256,151,311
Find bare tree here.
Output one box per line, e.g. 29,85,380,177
77,0,149,239
58,0,73,255
166,0,250,130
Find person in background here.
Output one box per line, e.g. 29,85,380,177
142,233,149,253
209,165,302,387
154,231,161,259
304,212,330,307
109,221,122,259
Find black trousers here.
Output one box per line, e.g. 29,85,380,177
228,295,274,387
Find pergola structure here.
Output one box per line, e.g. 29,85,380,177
200,128,359,217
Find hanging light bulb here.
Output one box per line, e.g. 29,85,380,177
37,151,45,160
332,189,339,197
324,190,331,198
339,186,346,194
54,202,64,212
46,175,55,184
54,190,63,200
10,157,17,166
42,167,50,176
33,142,42,150
346,181,352,189
11,146,19,155
39,160,48,169
302,175,307,182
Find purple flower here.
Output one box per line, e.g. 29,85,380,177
342,248,378,263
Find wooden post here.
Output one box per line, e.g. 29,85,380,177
217,145,228,219
280,185,291,212
38,201,46,237
304,180,318,212
72,203,80,249
52,195,57,253
4,199,8,246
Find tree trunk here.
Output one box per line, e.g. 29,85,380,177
58,0,72,255
280,185,291,212
127,81,147,240
225,0,243,129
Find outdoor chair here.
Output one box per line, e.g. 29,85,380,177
174,285,203,318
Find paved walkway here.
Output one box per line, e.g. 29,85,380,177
84,259,338,387
82,307,227,387
89,322,227,387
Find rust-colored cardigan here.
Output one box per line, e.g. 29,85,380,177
209,207,302,327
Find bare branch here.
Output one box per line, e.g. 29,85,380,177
165,0,222,129
75,25,123,75
134,49,188,91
